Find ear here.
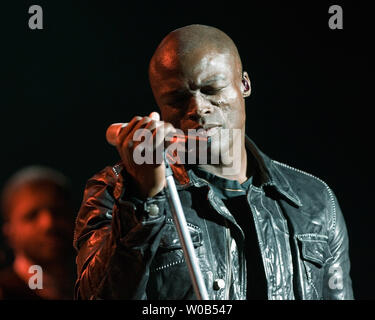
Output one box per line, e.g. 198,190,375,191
241,71,251,98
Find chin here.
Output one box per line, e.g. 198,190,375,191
27,243,67,264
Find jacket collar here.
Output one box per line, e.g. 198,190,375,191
170,136,302,207
245,136,302,207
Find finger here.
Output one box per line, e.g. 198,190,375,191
122,116,153,150
142,119,166,154
117,116,142,145
149,112,160,121
144,118,164,132
137,116,165,145
153,122,176,150
106,123,128,146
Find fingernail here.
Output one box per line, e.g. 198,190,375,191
149,112,160,120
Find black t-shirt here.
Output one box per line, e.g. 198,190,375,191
193,167,268,300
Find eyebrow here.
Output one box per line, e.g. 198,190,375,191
160,88,187,101
160,75,228,100
201,75,227,85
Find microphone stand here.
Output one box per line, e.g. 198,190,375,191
163,152,209,300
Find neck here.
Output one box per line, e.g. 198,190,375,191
196,141,248,183
13,253,71,299
13,254,34,285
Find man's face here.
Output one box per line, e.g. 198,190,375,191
4,183,73,265
151,45,248,160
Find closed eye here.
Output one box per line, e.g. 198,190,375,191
23,209,39,221
165,92,191,107
201,86,225,95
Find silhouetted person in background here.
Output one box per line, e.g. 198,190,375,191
0,166,76,299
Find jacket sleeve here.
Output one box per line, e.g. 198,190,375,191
73,164,168,299
323,190,354,300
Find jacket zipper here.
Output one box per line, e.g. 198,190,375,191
224,221,232,300
193,176,246,299
247,188,271,299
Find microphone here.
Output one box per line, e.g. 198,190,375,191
106,123,209,147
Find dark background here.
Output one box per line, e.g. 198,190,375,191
0,1,373,299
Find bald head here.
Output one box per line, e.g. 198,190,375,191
149,24,243,84
147,23,251,150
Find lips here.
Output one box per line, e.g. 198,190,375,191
202,123,221,130
184,122,223,138
202,124,222,136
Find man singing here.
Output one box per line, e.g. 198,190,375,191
73,24,353,300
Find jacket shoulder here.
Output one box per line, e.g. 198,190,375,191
272,160,332,192
271,160,337,220
86,163,123,188
74,163,124,249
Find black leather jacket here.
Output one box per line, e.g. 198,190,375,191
73,137,354,300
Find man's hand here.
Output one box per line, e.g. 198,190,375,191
116,112,176,199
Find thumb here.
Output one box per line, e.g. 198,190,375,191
149,112,160,121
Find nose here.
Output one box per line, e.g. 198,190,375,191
38,208,54,230
187,93,213,121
